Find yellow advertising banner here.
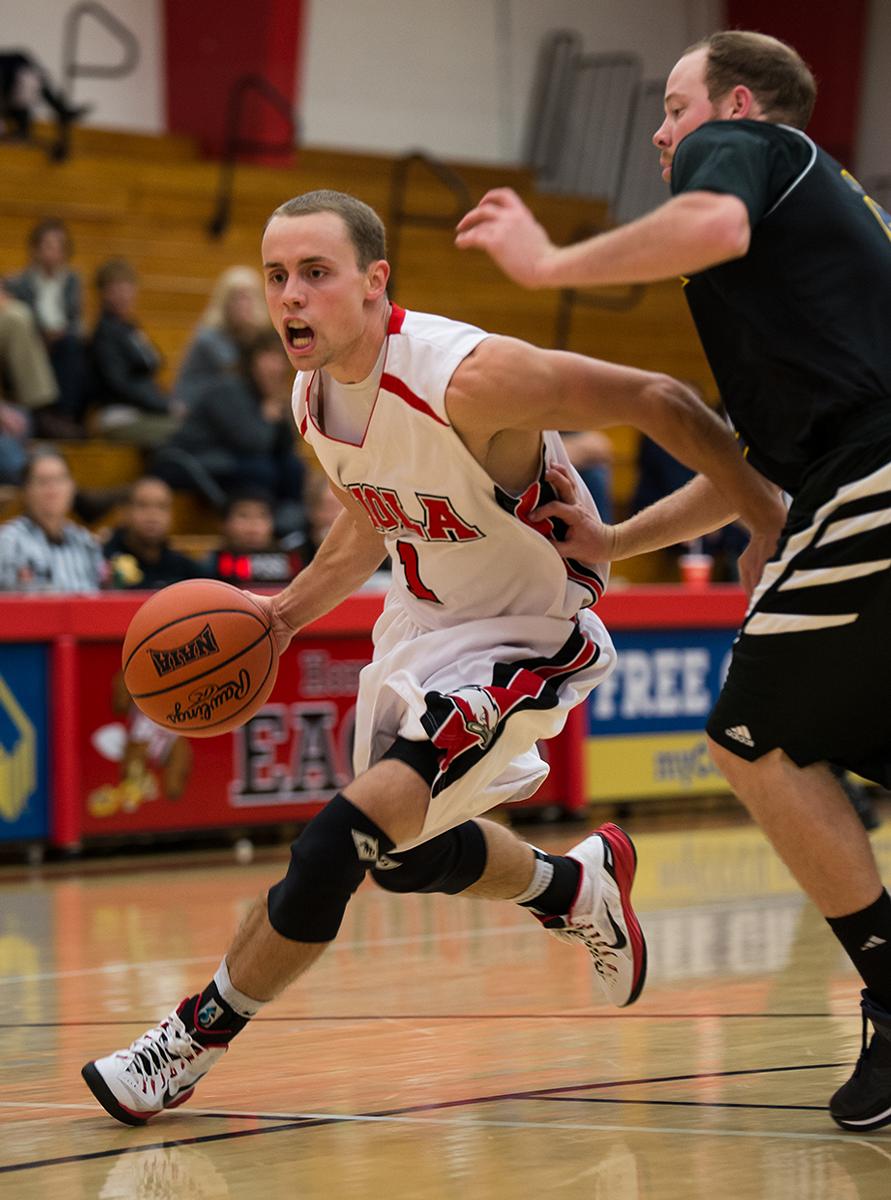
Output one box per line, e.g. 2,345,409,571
585,731,733,801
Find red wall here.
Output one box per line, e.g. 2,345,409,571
163,0,305,160
726,0,869,166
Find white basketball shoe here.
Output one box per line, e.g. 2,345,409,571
539,823,647,1007
82,1000,226,1125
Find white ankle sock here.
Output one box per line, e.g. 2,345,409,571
213,958,265,1019
512,854,554,905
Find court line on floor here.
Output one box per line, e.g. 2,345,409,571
0,1104,876,1175
4,1062,845,1121
0,1010,859,1028
540,1095,827,1112
0,1059,852,1176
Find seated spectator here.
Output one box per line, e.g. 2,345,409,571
0,50,89,159
104,476,202,589
174,266,270,410
0,280,62,432
0,447,104,591
90,259,179,449
205,489,303,587
154,330,304,538
8,218,89,431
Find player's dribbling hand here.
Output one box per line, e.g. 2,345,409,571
246,591,300,657
455,188,557,288
530,463,618,564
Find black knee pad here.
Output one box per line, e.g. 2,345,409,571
267,793,395,942
370,820,487,895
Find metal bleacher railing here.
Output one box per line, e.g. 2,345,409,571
387,151,471,297
60,1,139,159
207,74,297,240
524,30,668,347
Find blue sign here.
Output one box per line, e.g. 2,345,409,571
588,628,736,736
0,644,49,842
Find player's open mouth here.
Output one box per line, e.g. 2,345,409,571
285,322,315,351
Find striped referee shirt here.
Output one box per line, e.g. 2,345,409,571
0,515,105,592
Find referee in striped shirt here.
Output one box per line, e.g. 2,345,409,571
0,447,104,591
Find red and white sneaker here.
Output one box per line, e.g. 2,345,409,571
81,1000,226,1126
540,823,647,1007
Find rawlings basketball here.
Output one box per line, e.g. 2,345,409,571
122,579,279,737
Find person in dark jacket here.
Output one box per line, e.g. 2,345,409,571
154,329,304,537
90,259,178,450
103,475,201,589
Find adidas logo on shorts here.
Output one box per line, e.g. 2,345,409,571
861,935,888,951
725,724,755,748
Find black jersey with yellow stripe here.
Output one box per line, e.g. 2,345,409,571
671,119,891,495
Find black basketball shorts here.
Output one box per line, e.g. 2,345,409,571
707,427,891,787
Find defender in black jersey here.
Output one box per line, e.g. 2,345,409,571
459,29,891,1131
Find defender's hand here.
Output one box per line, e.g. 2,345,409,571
455,188,558,288
530,463,617,564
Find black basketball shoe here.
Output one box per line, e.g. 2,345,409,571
830,990,891,1131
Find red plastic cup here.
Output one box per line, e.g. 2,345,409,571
679,552,713,587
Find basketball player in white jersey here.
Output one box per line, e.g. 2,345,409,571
82,190,785,1125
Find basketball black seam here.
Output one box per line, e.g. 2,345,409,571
127,627,274,699
122,606,267,673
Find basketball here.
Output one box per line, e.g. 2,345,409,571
122,579,279,737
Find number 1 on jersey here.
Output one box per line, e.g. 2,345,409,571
396,541,442,603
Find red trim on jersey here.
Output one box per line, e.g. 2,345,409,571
381,373,449,427
298,411,308,437
387,304,406,334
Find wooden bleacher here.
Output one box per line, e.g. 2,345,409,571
0,125,713,579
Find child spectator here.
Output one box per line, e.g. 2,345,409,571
8,218,88,430
174,266,270,410
90,259,179,449
205,489,303,587
0,447,103,591
104,476,202,589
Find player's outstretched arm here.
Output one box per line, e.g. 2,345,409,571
534,464,783,597
533,466,740,563
449,337,785,551
253,485,386,653
455,187,749,288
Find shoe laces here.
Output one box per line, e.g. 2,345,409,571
550,918,620,980
124,1014,199,1085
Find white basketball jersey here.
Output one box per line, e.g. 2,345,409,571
292,305,609,628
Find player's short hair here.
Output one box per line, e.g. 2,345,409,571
266,190,387,269
686,30,816,129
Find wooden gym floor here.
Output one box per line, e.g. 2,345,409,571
2,813,891,1199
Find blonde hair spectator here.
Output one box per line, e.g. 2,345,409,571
174,267,270,410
